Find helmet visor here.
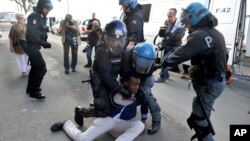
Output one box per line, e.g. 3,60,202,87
44,3,53,11
180,8,191,25
104,35,126,53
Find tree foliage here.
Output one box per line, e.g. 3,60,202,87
11,0,36,13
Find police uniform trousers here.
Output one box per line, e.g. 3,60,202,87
190,75,226,141
27,45,47,93
142,75,161,122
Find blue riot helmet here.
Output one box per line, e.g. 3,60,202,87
132,43,156,74
37,0,53,13
119,0,138,10
104,19,127,54
180,2,210,26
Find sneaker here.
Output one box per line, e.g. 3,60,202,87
50,121,65,132
155,78,166,83
72,68,76,72
84,64,92,68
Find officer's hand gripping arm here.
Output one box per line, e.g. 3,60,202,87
120,87,132,99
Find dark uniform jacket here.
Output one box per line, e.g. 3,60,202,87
92,43,122,93
123,6,144,44
26,8,48,49
165,15,227,80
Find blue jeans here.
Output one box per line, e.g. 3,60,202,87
159,50,173,79
86,45,94,65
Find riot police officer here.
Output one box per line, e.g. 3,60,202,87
74,20,130,125
26,0,53,99
121,42,162,135
162,2,227,141
119,0,144,49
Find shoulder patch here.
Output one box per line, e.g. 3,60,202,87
132,20,137,25
33,19,36,24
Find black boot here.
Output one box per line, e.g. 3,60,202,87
74,106,84,126
187,114,212,141
74,107,96,126
147,121,161,135
29,92,45,99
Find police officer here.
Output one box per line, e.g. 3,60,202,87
162,2,227,141
26,0,53,99
74,20,131,126
121,42,162,135
119,0,144,50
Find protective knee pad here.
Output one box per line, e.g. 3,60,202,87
187,114,212,141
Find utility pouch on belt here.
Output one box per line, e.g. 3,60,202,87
188,66,206,83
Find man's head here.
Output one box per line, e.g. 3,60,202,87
65,14,72,22
37,0,53,16
180,2,210,28
103,19,127,54
119,0,138,13
167,8,177,24
92,13,96,19
132,42,156,74
124,76,140,94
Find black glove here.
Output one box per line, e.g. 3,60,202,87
161,60,170,68
41,42,51,49
153,64,162,71
155,57,161,64
120,87,132,99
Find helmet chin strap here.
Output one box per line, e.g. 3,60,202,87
123,5,131,14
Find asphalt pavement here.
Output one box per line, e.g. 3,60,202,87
0,22,250,141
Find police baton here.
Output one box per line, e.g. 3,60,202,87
82,70,93,84
191,79,215,136
82,79,90,83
